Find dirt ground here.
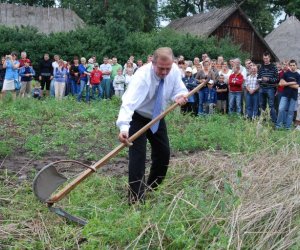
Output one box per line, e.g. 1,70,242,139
0,149,229,182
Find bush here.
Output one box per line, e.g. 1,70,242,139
0,24,248,73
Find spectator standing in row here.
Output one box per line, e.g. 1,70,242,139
215,74,228,114
69,57,80,95
77,57,90,102
245,65,260,119
203,80,217,114
196,60,215,115
135,59,143,73
181,67,198,114
53,59,67,100
100,57,112,99
125,67,133,89
276,61,289,111
219,61,232,84
111,57,122,80
258,52,278,123
228,65,244,114
90,63,103,100
19,59,35,98
39,53,53,97
2,52,19,100
113,69,126,97
276,60,300,129
50,55,60,97
19,51,29,68
0,57,6,94
192,57,200,75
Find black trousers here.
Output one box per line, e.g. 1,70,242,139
128,112,170,202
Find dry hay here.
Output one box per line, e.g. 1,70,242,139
167,143,300,249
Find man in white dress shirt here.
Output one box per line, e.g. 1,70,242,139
116,47,188,204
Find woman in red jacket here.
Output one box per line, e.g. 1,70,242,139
228,65,244,114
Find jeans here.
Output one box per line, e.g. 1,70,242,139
91,84,103,100
197,89,205,114
77,80,90,102
276,96,297,129
229,92,242,114
246,92,259,118
70,79,79,95
259,87,277,123
101,79,111,99
50,79,55,97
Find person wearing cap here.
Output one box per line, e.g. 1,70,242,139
19,59,35,98
181,67,198,115
203,79,217,114
116,47,188,204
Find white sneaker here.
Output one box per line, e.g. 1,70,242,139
295,126,300,131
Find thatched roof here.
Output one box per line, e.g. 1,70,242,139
265,16,300,63
168,5,237,36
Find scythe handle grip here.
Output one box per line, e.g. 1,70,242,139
47,81,205,204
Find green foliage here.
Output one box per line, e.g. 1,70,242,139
59,0,158,32
0,25,248,72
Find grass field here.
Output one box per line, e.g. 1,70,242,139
0,96,300,249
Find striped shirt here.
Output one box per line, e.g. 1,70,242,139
257,63,278,87
245,74,259,91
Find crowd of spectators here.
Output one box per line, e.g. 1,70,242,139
0,50,299,130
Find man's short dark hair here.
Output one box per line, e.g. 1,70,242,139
289,59,297,65
263,51,271,57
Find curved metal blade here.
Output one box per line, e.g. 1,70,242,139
33,163,68,202
49,206,87,226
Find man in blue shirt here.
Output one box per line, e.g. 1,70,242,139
276,60,300,129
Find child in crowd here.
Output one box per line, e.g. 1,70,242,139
203,80,217,114
215,74,228,113
125,68,133,90
19,59,35,98
86,58,94,85
90,63,103,100
181,67,198,115
113,69,125,97
32,82,42,99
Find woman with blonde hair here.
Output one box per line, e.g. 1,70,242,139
77,57,90,102
53,59,67,100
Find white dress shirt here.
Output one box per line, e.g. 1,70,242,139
116,62,188,133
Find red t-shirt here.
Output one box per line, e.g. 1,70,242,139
90,69,103,85
277,70,285,93
229,73,244,92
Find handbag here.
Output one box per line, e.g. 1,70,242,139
14,79,21,91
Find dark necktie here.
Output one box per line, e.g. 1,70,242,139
150,79,164,133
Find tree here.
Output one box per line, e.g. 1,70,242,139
59,0,158,32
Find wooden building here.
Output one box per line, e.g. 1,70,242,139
168,5,278,62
